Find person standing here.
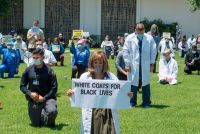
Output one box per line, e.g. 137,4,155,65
116,43,127,80
123,23,157,108
27,20,44,52
178,35,188,58
20,48,58,127
147,24,160,73
67,51,133,134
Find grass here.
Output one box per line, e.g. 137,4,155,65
0,49,200,134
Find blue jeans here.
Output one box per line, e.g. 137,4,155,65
130,84,151,106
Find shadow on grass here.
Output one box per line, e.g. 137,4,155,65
135,104,170,109
56,93,62,97
50,123,68,131
29,123,68,131
0,85,5,88
150,104,170,109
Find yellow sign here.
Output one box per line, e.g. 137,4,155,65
73,30,83,39
52,45,60,52
163,32,171,39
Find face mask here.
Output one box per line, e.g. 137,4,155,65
77,45,84,51
36,45,43,49
118,46,123,51
192,51,196,54
33,59,41,66
94,64,103,73
137,34,144,40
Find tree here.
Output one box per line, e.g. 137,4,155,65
0,0,15,17
188,0,200,11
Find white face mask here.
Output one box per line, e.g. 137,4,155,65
36,45,43,49
192,51,196,54
33,59,41,66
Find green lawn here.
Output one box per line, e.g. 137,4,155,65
0,49,200,134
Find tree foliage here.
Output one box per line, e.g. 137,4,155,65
188,0,200,11
0,0,15,17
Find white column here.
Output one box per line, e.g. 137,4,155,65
80,0,101,35
136,0,141,23
23,0,45,28
96,0,101,35
40,0,45,28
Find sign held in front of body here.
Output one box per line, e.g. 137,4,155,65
70,79,131,109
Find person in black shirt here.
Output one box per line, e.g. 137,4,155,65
20,48,58,127
184,45,200,75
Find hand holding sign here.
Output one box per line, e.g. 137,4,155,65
69,79,132,109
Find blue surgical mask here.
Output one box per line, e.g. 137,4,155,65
94,65,103,73
33,59,42,66
77,45,84,51
137,34,144,40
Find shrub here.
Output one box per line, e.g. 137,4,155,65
141,18,177,37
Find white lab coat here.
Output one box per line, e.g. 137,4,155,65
14,41,27,60
178,42,188,57
187,37,196,49
27,49,57,66
158,58,178,85
43,49,57,64
123,33,157,86
159,39,175,59
79,72,120,134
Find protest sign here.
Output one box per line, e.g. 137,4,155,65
52,45,60,52
31,27,40,35
83,32,90,37
73,30,83,39
2,35,13,45
70,79,131,109
163,32,171,39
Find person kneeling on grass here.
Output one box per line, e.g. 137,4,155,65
67,51,133,134
158,48,178,85
20,48,58,127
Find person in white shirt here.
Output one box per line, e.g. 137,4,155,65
159,33,175,59
101,35,114,59
35,41,57,66
178,35,188,58
14,35,27,61
187,34,196,50
27,20,44,52
25,41,57,67
158,48,178,85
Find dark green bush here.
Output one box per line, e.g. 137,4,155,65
141,18,177,37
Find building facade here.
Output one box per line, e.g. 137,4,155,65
0,0,199,40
